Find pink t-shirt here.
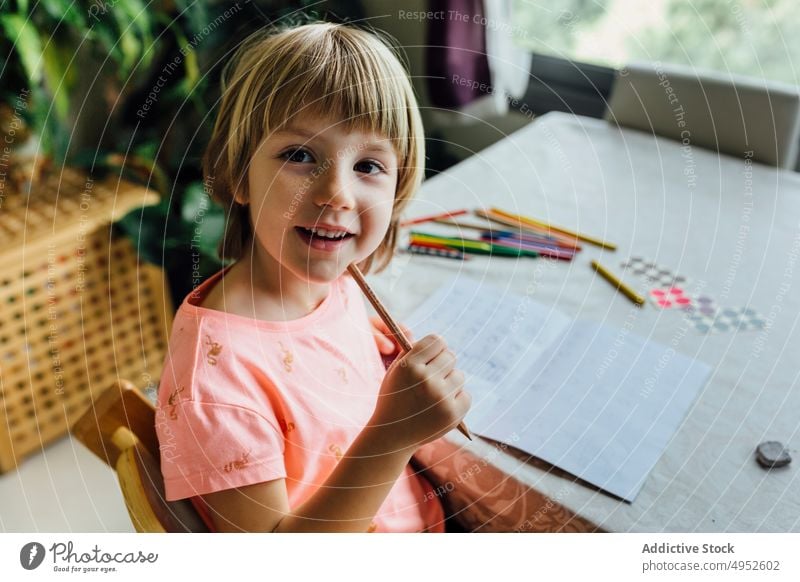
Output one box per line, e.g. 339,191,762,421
155,264,445,533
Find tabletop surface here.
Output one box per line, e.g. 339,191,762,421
368,112,800,532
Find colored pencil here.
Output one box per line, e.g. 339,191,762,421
400,209,469,228
491,207,616,251
410,232,539,258
434,219,567,247
346,264,472,441
481,209,582,248
406,239,458,251
486,230,580,250
406,244,467,260
590,260,645,306
474,209,582,250
480,235,575,261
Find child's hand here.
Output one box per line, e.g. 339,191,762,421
369,334,471,455
369,316,413,356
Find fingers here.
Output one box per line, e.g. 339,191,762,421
410,334,448,365
454,389,472,418
375,333,395,355
370,316,387,333
371,316,410,354
427,347,457,378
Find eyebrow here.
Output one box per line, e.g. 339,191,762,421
274,126,395,155
274,127,316,139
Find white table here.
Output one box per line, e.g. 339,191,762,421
369,112,800,532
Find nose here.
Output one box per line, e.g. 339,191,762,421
311,163,356,211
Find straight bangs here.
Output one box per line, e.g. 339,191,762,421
262,27,414,163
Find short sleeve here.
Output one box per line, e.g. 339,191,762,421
157,399,287,501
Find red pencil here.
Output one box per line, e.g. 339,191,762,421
400,209,469,228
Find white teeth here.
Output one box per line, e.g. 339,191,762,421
308,227,349,239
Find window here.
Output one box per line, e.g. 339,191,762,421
512,0,800,85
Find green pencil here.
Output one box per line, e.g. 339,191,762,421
410,232,539,258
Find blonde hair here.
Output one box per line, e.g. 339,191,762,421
203,21,425,274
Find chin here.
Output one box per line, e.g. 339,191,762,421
295,261,350,284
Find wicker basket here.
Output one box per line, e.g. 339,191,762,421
0,167,173,472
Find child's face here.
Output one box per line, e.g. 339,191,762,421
245,114,399,284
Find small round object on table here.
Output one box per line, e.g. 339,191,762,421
755,441,792,469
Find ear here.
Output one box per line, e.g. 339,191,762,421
233,189,248,205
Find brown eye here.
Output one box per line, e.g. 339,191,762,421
354,160,384,175
281,148,314,163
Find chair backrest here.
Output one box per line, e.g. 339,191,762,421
72,379,208,532
605,61,800,169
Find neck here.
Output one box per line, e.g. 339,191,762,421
242,243,331,318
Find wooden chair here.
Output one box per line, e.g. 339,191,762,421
71,379,208,532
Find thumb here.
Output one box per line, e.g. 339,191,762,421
376,333,395,354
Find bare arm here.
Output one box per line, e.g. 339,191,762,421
202,334,470,533
203,424,413,532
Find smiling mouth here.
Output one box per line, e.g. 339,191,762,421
294,226,355,251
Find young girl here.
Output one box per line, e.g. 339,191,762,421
155,21,471,533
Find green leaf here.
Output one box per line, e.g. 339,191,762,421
1,14,44,84
110,0,153,76
181,182,225,259
172,0,209,38
116,198,173,267
166,22,201,97
41,38,72,122
39,0,87,29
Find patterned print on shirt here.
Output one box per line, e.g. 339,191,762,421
223,450,251,473
166,386,186,420
204,334,223,366
328,443,343,462
278,341,293,372
278,418,296,434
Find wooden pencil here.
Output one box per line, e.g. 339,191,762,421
491,207,617,251
591,260,645,306
474,209,582,250
399,209,469,228
347,264,473,441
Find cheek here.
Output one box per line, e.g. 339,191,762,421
249,176,304,229
359,196,395,247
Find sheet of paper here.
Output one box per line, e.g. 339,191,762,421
405,277,572,430
406,277,711,502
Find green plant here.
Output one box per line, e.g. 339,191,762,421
115,179,228,305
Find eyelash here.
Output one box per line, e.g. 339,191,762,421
278,148,386,175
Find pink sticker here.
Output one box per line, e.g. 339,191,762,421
649,286,695,309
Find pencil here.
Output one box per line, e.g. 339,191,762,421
590,260,645,306
481,235,576,261
347,264,473,441
491,207,617,251
410,233,539,258
434,219,565,247
399,209,469,228
406,244,467,260
474,209,582,250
